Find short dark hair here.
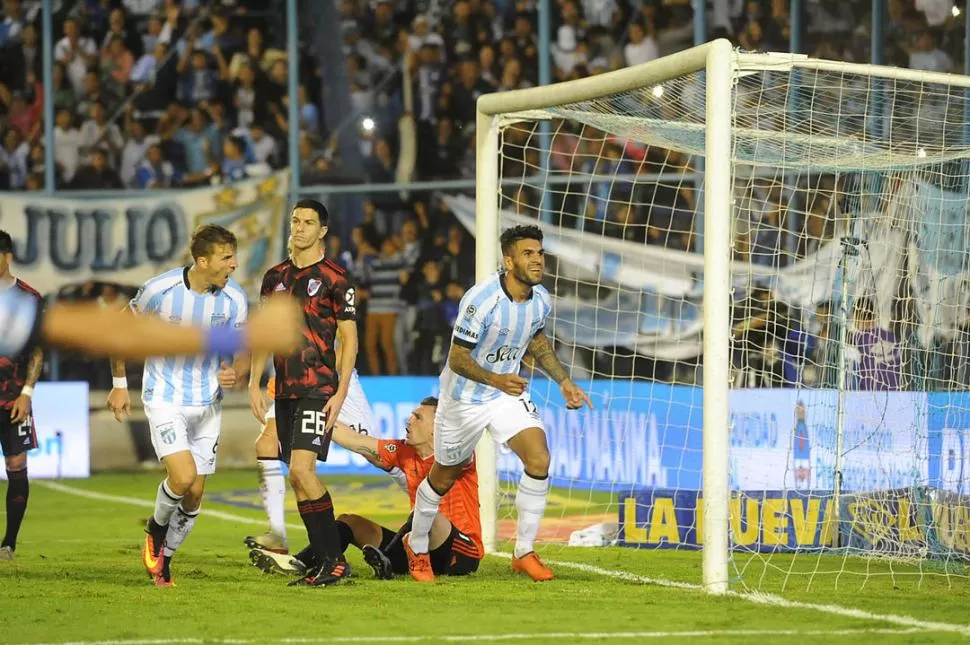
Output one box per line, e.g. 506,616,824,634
292,198,329,226
500,225,543,256
190,224,237,260
420,396,438,408
0,230,11,254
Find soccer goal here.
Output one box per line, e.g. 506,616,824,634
470,38,970,595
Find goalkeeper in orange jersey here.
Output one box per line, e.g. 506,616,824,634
249,396,482,579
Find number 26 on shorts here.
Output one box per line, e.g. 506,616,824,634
300,410,328,436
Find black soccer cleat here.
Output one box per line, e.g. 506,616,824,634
362,544,394,580
287,558,352,587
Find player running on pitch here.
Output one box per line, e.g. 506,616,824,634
250,396,482,579
106,225,248,586
405,225,591,582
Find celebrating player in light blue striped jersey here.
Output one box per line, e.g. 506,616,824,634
130,267,247,406
404,225,592,583
106,225,247,587
442,268,552,404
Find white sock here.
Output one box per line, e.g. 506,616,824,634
409,479,443,554
257,458,287,541
153,479,184,527
388,467,408,493
514,472,549,558
162,505,200,557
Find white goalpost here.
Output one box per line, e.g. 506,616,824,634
470,37,970,595
474,39,734,593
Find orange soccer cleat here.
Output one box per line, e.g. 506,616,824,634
403,534,435,583
511,552,554,582
142,531,165,577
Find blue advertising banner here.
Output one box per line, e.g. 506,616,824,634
321,378,937,496
0,382,90,480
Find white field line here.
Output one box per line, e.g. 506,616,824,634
489,552,970,637
39,481,970,638
15,627,946,645
36,480,305,531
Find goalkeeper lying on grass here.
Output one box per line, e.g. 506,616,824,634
249,396,483,579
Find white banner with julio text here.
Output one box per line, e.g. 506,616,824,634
0,173,289,297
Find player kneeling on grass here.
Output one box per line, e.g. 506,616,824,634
249,396,482,579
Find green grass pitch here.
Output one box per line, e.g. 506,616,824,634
1,471,969,644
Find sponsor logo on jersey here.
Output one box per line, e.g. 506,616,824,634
274,283,286,292
485,345,523,364
455,326,479,340
498,328,510,335
308,279,322,296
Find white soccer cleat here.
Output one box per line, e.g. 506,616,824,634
243,531,288,554
249,548,306,576
0,546,13,561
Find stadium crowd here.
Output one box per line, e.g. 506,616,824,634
0,0,963,386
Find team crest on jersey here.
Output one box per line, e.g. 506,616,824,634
386,443,397,453
210,313,228,327
308,279,322,296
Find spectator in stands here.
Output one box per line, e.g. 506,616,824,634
2,22,41,93
623,20,658,67
54,107,81,184
362,237,406,376
79,101,124,167
54,16,97,95
101,35,135,98
135,143,178,188
78,69,121,116
849,296,902,391
403,258,450,375
0,0,25,48
908,28,953,72
120,114,156,187
71,147,123,189
221,135,248,182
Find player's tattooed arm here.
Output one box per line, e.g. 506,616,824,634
24,346,43,387
110,356,126,378
448,344,499,387
330,423,383,467
526,331,569,385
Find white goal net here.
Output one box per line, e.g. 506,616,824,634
469,41,970,593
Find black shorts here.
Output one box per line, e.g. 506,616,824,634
274,398,332,464
382,524,481,577
0,405,37,458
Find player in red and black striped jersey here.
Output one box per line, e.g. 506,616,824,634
247,199,359,587
0,230,43,561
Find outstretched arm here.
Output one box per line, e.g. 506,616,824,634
330,422,382,467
